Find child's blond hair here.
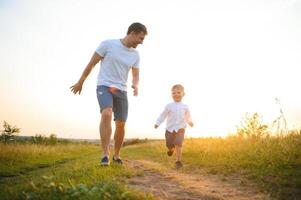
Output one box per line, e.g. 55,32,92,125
172,84,184,92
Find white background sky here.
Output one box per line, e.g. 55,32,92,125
0,0,300,139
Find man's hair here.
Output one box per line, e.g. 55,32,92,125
172,84,184,91
127,22,148,35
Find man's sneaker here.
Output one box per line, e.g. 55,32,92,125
100,156,110,166
175,161,183,168
167,148,174,156
112,157,123,165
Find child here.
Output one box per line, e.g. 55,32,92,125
154,84,194,168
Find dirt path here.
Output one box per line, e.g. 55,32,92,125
125,160,273,200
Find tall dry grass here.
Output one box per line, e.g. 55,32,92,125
184,131,301,172
0,143,99,176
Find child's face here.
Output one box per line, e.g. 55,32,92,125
172,88,184,102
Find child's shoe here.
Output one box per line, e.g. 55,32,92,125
175,161,183,168
167,148,174,156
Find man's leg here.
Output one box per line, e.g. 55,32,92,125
99,108,113,157
113,120,125,159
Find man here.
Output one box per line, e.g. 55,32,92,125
70,22,147,166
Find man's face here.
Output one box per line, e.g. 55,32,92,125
130,31,146,48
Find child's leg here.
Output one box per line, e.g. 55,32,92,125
165,130,175,156
175,145,182,162
174,129,185,162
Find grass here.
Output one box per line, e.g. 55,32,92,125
182,135,301,200
1,133,301,199
123,133,301,200
0,143,100,177
0,143,154,200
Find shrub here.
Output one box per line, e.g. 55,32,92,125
48,134,58,145
31,134,48,144
236,113,269,139
0,121,20,143
123,138,148,147
31,134,58,145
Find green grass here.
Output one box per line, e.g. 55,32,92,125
0,143,154,200
123,134,301,200
0,143,100,177
183,136,301,200
1,133,301,200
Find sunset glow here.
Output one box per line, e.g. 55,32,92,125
1,0,300,139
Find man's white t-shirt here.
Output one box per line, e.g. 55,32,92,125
95,39,140,91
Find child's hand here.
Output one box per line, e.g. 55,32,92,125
188,122,194,127
154,124,158,129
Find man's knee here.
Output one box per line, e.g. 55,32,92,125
101,108,113,119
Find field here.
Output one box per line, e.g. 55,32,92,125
1,132,301,200
0,142,154,199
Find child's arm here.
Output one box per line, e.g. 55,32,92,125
154,105,169,128
185,108,194,127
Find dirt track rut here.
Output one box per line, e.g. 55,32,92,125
126,160,272,200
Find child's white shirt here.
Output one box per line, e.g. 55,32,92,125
155,102,192,132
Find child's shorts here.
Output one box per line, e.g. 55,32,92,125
96,85,128,121
165,129,185,149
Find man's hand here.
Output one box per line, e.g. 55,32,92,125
154,124,158,129
188,122,194,127
132,85,138,96
131,68,139,96
70,82,83,95
70,52,101,95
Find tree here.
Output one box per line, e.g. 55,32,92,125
0,121,20,143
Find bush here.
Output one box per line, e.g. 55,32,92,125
48,134,58,145
31,134,58,145
31,134,47,144
0,121,20,143
123,138,148,147
236,113,269,139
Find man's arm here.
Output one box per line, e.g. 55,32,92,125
70,52,102,95
131,68,139,96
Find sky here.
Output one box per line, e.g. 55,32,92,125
0,0,300,139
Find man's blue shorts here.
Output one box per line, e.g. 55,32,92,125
96,85,128,121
